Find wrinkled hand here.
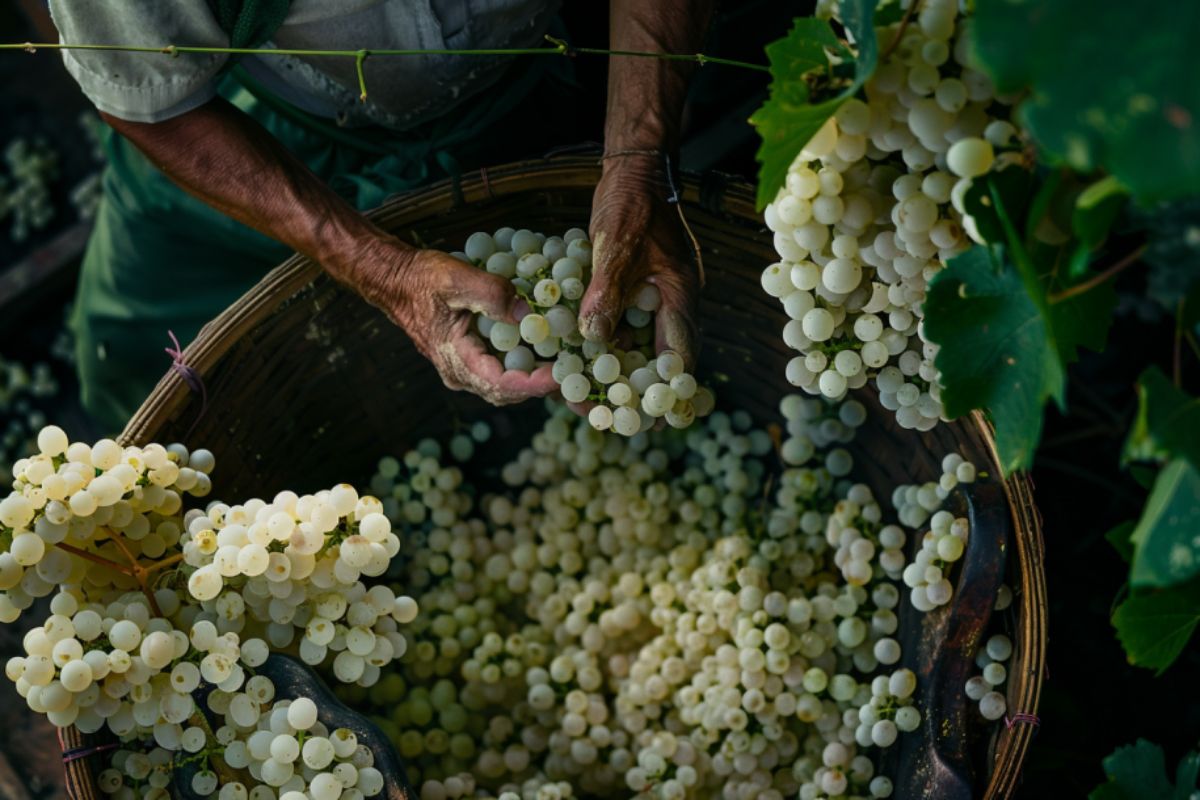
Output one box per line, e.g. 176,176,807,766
579,156,701,368
360,240,557,405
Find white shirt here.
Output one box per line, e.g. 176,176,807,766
49,0,559,130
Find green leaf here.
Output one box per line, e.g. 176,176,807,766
1047,271,1117,365
965,171,1116,364
1112,577,1200,674
1073,176,1128,251
1124,367,1200,467
751,0,880,210
1129,459,1200,588
971,1,1200,204
872,2,906,26
1089,740,1200,800
1089,740,1174,800
962,167,1035,246
1106,521,1135,564
924,246,1065,474
1177,753,1200,800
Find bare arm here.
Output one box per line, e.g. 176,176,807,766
581,0,716,365
102,99,554,403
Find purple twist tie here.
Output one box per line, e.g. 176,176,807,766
61,742,119,763
165,330,208,439
1004,712,1041,729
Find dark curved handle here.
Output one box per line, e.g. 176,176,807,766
175,654,416,800
884,481,1010,799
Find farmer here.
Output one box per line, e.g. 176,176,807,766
48,1,709,431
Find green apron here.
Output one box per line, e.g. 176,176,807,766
72,52,566,433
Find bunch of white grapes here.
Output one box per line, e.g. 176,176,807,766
0,136,58,242
179,481,419,685
96,675,386,800
353,392,989,800
0,425,420,799
901,509,968,611
965,633,1013,722
454,227,714,436
761,0,1021,430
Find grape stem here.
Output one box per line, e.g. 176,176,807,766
53,541,135,576
1,35,768,104
1048,245,1145,304
101,530,165,616
52,537,167,616
879,2,918,63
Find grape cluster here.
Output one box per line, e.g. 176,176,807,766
826,484,907,587
964,634,1012,722
455,227,714,436
179,482,418,685
95,674,385,800
0,425,419,799
351,390,992,800
901,509,968,611
762,0,1020,430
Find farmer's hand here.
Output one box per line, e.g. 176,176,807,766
579,153,700,369
359,239,557,405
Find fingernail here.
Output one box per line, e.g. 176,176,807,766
512,299,531,320
582,312,613,342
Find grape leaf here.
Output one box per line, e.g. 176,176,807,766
965,172,1117,366
962,167,1034,247
1112,576,1200,674
1089,739,1200,800
924,245,1065,474
1124,367,1200,467
1046,267,1117,365
1177,753,1200,800
1129,459,1200,588
970,0,1200,203
751,0,880,211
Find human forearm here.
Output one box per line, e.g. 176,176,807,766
100,99,400,303
603,0,715,153
579,0,712,356
102,99,553,404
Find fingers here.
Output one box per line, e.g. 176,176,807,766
653,294,699,371
442,334,557,406
443,261,527,324
578,229,631,343
564,397,596,418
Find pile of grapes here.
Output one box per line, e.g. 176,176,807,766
0,380,1005,800
342,396,995,800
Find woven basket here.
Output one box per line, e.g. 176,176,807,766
59,156,1046,799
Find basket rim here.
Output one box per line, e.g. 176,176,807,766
111,155,1047,798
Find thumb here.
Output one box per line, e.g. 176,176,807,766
578,230,627,342
445,265,529,324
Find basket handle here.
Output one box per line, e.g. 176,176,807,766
885,479,1010,799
